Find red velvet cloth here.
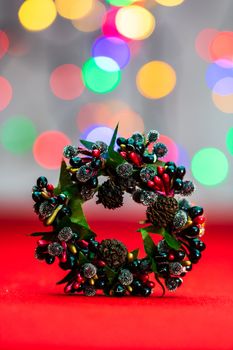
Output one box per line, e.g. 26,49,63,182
0,218,233,350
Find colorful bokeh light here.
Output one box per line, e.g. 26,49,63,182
206,62,233,90
18,0,57,32
195,28,219,62
109,108,144,137
83,126,115,145
226,128,233,156
77,102,112,132
156,0,184,6
82,57,121,93
116,6,155,40
33,131,71,169
191,148,228,186
212,92,233,114
72,1,106,33
0,76,13,112
209,31,233,65
106,0,136,6
92,36,130,69
50,64,84,100
55,0,94,20
0,31,9,59
136,61,176,99
213,77,233,96
0,116,37,154
102,8,129,41
148,135,179,163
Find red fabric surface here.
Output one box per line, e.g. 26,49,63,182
0,217,233,350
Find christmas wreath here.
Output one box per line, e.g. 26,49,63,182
31,125,206,297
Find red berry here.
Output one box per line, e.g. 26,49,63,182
154,176,163,187
73,282,80,289
97,260,106,267
46,184,54,192
193,215,205,225
168,253,175,261
119,151,127,159
146,281,155,288
128,152,141,166
147,180,155,188
92,149,101,158
162,173,170,184
157,166,165,175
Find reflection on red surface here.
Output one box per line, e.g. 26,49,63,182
0,215,233,350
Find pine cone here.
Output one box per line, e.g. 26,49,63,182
146,196,178,227
96,180,123,209
116,177,137,193
98,239,128,269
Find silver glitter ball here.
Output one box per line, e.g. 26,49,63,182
58,227,73,242
169,262,184,276
147,130,160,143
153,143,168,158
39,201,54,219
173,210,188,229
84,286,96,296
83,263,97,278
165,277,179,292
140,190,158,206
95,141,108,153
140,167,156,183
76,165,93,183
80,186,95,201
181,181,195,196
157,239,170,254
116,162,133,178
63,145,78,159
118,269,134,286
48,242,63,256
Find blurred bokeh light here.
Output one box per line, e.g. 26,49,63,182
0,76,12,111
72,1,106,33
33,131,71,169
136,61,176,99
55,0,94,20
191,148,228,186
18,0,57,32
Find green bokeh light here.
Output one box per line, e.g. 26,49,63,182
106,0,136,6
0,116,37,154
226,128,233,156
191,148,228,186
82,57,121,94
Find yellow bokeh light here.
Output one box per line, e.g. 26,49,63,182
72,1,106,33
156,0,185,6
136,61,176,99
18,0,57,32
55,0,94,20
212,92,233,114
116,5,155,40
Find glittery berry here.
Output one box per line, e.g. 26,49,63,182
76,165,93,183
153,143,168,158
169,262,184,276
58,227,73,242
118,269,133,286
82,263,97,278
84,286,96,296
173,210,188,229
181,181,195,196
63,145,77,159
140,167,156,182
39,201,54,219
165,277,179,291
147,130,159,143
116,162,133,178
48,242,63,256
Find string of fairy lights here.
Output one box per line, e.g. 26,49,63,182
0,0,232,189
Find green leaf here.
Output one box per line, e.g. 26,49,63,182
78,251,88,265
80,139,95,150
56,270,76,285
56,217,96,239
131,248,139,260
69,195,89,228
151,258,157,273
108,123,119,151
163,231,181,250
54,160,72,195
137,225,165,234
30,231,50,237
108,148,125,165
140,228,157,257
104,266,117,284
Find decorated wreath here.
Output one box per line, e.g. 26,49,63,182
31,125,206,297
